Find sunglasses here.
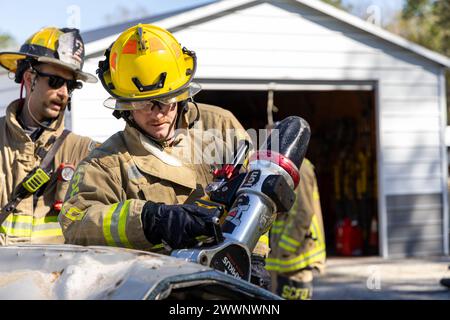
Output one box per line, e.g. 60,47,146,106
33,68,82,92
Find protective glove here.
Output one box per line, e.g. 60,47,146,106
250,254,272,291
141,202,217,249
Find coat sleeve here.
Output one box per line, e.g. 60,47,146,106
279,160,317,256
58,159,151,249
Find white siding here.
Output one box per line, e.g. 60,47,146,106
0,72,19,116
71,0,447,257
79,0,444,195
70,61,125,142
172,1,443,198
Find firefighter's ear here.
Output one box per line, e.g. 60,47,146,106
23,69,37,93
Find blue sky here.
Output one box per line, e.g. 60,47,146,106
0,0,215,44
1,0,404,45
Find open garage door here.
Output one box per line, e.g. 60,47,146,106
195,85,379,256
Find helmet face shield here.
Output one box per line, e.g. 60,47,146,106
104,98,138,111
153,82,202,104
103,82,202,111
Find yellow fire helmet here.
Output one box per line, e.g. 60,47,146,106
98,24,201,110
0,27,97,83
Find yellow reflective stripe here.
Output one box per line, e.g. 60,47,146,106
273,220,285,227
1,215,63,238
32,228,63,237
109,202,124,246
2,215,59,225
279,241,297,253
313,190,320,200
0,229,61,237
316,218,325,244
150,244,164,250
271,221,284,235
3,227,63,238
0,225,31,237
266,246,326,272
304,158,312,167
259,233,269,246
267,244,326,267
281,234,301,247
268,214,327,272
103,201,132,248
1,224,62,237
118,200,132,248
267,242,326,267
33,216,59,224
310,215,325,244
103,203,119,246
1,222,60,231
4,215,31,224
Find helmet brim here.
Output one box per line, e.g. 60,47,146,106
38,57,98,83
0,51,97,83
0,52,28,73
103,82,202,111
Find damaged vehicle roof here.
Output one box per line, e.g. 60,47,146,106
0,245,280,300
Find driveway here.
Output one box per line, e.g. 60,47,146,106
313,256,450,300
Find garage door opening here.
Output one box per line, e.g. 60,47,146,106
195,89,379,256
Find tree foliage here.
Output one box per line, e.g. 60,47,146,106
387,0,450,119
0,33,16,50
321,0,344,8
388,0,449,55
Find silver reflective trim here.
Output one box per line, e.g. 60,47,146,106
110,202,124,247
0,221,61,231
127,164,145,181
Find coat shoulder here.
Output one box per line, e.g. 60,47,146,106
197,103,235,120
84,132,130,169
65,132,96,150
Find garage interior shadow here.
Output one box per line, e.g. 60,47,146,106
196,89,379,257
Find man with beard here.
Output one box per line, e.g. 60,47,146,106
0,27,98,245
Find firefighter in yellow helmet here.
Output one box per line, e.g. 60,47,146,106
60,24,270,288
266,157,326,299
0,27,98,245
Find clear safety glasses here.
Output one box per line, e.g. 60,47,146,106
103,82,202,111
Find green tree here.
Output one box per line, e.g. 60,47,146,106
0,33,16,50
387,0,450,120
321,0,351,10
322,0,344,8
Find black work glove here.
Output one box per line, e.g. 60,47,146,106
250,254,272,291
141,202,217,249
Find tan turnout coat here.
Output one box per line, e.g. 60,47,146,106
0,99,96,245
60,103,268,255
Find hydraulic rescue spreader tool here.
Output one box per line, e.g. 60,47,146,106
172,116,311,282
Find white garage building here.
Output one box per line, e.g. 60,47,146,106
1,0,449,258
